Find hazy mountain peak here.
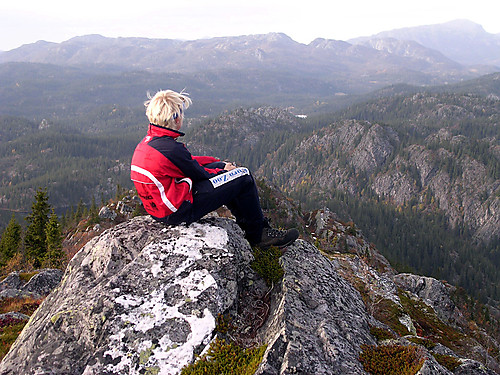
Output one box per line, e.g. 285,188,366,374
309,38,351,50
350,19,500,66
439,19,487,33
357,37,461,67
66,34,108,43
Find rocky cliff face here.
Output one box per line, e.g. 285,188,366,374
261,98,499,243
0,214,498,374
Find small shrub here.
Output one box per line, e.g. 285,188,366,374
398,290,466,351
407,336,436,350
432,353,461,371
251,246,284,286
0,316,24,329
345,224,358,236
359,344,425,375
371,298,409,336
370,326,395,342
181,338,266,375
19,271,38,283
215,314,235,335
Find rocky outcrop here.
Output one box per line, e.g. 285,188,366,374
0,269,63,300
0,216,252,375
0,215,498,374
259,92,500,244
256,240,375,374
266,120,399,196
372,143,500,242
394,273,465,325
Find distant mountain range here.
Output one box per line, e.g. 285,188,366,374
1,20,500,124
350,19,500,66
1,20,499,94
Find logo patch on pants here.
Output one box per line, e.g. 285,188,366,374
209,167,250,188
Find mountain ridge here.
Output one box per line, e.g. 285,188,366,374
1,25,496,90
350,19,500,66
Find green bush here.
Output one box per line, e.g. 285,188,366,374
369,326,395,342
432,353,462,371
407,336,436,350
181,338,266,375
251,246,284,286
359,344,425,375
0,318,27,360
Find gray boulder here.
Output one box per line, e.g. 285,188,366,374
98,206,117,220
394,273,465,325
0,269,63,300
0,216,252,375
256,240,376,374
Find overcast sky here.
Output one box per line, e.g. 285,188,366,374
1,0,499,51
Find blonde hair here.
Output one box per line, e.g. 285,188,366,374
145,89,192,129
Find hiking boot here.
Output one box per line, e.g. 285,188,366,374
254,227,299,249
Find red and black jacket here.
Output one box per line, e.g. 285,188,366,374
131,124,223,221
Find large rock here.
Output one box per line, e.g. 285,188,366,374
256,240,376,374
0,216,252,375
394,273,464,325
0,269,63,300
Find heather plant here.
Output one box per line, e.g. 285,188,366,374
359,344,425,375
369,326,395,342
0,296,43,315
407,336,436,350
0,296,43,360
432,353,462,371
0,319,27,360
180,338,266,375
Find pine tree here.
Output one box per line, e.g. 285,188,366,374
44,209,65,268
74,199,85,221
0,215,22,265
24,188,51,268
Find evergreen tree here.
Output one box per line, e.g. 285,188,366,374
24,188,51,268
74,199,85,221
44,209,65,268
0,215,22,265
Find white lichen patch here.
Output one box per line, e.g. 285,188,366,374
151,308,215,374
178,269,217,300
102,222,227,375
145,223,229,278
399,314,417,335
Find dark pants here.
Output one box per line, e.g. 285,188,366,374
165,163,265,244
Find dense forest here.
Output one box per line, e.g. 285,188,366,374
0,114,139,229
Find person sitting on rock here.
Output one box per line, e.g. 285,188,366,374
131,89,299,249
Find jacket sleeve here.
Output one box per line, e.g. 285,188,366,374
167,143,224,181
192,156,220,165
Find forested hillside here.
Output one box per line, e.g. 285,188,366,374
183,93,499,304
0,62,343,121
255,93,499,303
0,115,140,228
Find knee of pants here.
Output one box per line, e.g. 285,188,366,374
240,173,254,185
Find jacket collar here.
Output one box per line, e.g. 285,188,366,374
147,123,185,138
